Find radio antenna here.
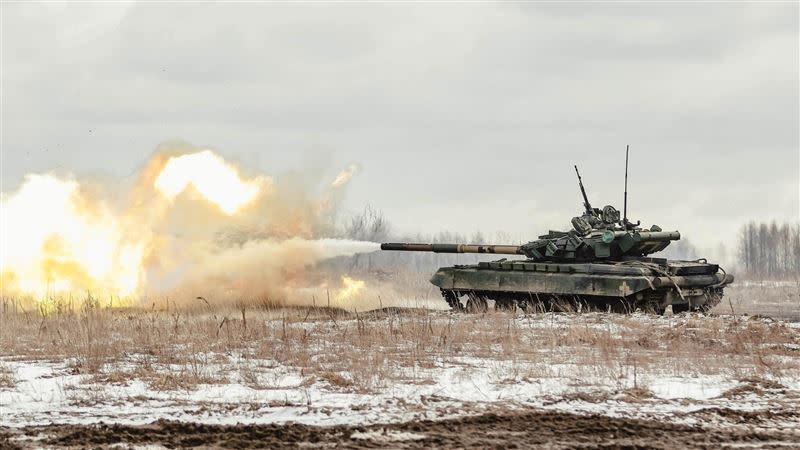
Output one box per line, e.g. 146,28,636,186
623,145,629,225
574,165,593,215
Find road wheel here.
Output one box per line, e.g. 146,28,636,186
672,303,690,314
465,292,489,313
494,297,516,312
442,290,464,312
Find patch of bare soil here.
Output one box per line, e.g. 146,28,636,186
4,409,798,449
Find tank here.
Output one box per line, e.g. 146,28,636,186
381,152,733,314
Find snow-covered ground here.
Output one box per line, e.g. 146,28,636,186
2,309,799,442
2,336,798,432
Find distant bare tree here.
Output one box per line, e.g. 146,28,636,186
738,221,800,278
343,205,390,242
661,237,699,261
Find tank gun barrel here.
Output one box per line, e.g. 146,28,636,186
381,243,524,255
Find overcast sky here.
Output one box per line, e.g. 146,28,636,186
2,2,798,249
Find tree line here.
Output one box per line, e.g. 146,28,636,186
738,221,800,278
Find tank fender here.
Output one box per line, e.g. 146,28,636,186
430,269,455,289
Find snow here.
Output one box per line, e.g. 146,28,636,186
1,354,796,430
647,376,732,400
2,312,798,431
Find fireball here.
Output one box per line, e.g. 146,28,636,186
0,174,145,299
154,150,264,215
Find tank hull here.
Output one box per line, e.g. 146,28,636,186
431,257,733,314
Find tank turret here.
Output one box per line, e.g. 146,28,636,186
382,167,681,264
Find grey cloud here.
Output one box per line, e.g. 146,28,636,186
2,3,797,248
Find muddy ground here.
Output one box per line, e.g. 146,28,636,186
2,409,798,449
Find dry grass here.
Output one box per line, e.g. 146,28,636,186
718,279,800,320
0,283,798,395
0,363,15,389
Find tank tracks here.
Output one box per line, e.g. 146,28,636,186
441,288,723,315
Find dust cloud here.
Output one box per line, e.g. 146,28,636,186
0,141,378,308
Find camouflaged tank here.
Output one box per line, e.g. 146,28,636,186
381,160,733,314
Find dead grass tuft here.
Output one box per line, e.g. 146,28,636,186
320,372,355,390
0,364,15,389
619,386,656,402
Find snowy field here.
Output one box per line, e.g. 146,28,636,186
1,332,799,429
2,303,799,447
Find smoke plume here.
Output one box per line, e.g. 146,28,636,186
0,142,377,307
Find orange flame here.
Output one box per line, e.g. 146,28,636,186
334,275,366,303
154,150,265,214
